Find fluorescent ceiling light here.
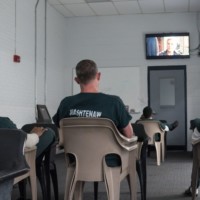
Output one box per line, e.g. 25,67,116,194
85,0,111,3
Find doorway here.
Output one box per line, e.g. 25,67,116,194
148,65,187,150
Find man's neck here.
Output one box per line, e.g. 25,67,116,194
80,84,99,93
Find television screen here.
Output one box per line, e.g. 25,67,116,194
36,104,52,123
145,32,190,59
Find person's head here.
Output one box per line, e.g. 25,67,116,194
166,38,175,55
143,106,153,119
75,59,101,92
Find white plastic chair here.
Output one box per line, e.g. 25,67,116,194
60,117,138,200
137,120,165,166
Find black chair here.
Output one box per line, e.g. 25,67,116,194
132,123,148,200
21,123,59,200
0,129,30,199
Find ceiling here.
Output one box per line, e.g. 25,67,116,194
47,0,200,18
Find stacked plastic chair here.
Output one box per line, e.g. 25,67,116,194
137,120,166,166
60,117,138,200
21,123,59,200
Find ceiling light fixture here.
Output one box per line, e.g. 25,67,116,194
85,0,111,3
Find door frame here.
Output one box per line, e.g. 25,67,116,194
147,65,187,150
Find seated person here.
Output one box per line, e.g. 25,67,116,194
53,59,134,167
0,116,56,200
0,116,55,158
137,106,178,132
184,118,200,196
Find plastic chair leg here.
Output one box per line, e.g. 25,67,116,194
44,162,51,200
94,182,98,200
36,163,48,200
155,142,161,166
104,167,121,200
141,142,148,200
136,160,145,200
73,181,84,200
141,159,147,200
64,166,76,200
50,162,59,200
18,179,27,200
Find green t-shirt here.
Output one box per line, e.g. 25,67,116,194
53,93,132,167
53,93,132,130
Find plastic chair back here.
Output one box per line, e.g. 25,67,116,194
137,120,165,166
60,117,138,200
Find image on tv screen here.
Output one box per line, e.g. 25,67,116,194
145,33,190,59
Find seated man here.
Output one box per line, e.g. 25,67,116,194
184,118,200,197
0,117,55,158
137,106,178,132
136,106,178,141
0,116,56,200
53,59,134,167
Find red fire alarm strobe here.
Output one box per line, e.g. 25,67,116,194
13,55,21,63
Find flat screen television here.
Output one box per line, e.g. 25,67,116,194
145,32,190,59
36,104,52,123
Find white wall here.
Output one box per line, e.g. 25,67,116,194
0,0,67,128
0,0,200,150
64,13,200,151
46,4,68,116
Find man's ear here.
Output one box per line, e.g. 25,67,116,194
75,77,80,84
97,72,101,81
